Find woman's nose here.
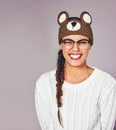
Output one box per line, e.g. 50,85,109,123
72,43,80,51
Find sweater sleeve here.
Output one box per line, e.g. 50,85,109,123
35,74,54,130
99,77,116,130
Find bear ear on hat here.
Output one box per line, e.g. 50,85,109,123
57,11,69,25
80,11,92,25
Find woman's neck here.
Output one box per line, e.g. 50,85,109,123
64,64,93,84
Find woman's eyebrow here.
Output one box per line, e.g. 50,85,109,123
61,39,75,42
77,39,89,42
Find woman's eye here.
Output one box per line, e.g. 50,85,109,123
64,41,72,44
78,41,87,44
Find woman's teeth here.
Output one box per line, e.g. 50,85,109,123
69,54,82,60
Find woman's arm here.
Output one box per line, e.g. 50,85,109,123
35,74,53,130
99,78,116,130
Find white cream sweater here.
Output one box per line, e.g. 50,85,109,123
35,67,116,130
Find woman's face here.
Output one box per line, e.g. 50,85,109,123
60,35,92,68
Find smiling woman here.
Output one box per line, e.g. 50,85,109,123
35,11,116,130
59,35,92,68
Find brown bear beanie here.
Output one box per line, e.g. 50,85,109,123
57,11,93,44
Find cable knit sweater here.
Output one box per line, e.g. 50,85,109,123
35,67,116,130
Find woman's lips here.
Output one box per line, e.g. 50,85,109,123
69,54,82,60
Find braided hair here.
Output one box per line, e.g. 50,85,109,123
56,49,65,126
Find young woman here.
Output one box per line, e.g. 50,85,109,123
35,11,116,130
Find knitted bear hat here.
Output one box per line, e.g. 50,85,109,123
57,11,93,44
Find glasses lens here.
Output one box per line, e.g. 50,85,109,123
60,39,90,50
61,39,74,49
77,40,90,50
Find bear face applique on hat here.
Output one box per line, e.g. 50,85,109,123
57,11,93,44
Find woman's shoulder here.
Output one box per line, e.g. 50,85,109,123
94,67,116,84
40,69,56,79
36,69,56,86
35,70,56,100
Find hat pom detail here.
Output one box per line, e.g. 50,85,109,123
57,11,69,25
67,21,81,31
80,12,92,24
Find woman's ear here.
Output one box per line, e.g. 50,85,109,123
89,44,93,50
59,44,63,49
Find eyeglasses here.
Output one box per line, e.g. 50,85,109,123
60,38,92,50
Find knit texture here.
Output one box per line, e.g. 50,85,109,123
57,11,93,44
35,67,116,130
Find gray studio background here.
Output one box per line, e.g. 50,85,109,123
0,0,116,130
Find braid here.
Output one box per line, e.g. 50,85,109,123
56,49,65,126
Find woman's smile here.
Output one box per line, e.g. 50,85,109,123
69,53,82,60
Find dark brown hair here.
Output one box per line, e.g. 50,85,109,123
56,49,65,126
